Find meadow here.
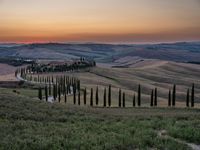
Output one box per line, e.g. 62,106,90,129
0,87,200,150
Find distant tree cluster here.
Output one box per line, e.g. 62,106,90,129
26,57,96,73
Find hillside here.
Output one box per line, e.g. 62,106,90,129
61,60,200,107
0,88,200,149
0,42,200,62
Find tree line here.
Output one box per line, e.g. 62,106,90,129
27,58,96,73
39,83,196,108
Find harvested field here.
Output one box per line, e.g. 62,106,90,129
0,63,17,81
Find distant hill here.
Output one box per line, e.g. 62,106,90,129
0,42,200,62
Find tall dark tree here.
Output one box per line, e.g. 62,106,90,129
96,86,99,106
122,92,125,107
150,89,154,107
90,88,93,106
84,88,87,105
77,80,81,92
64,83,67,103
52,76,54,83
103,88,106,107
49,83,51,96
55,83,58,98
53,84,56,100
168,90,171,107
172,84,176,106
108,85,111,107
119,88,122,107
64,89,67,103
38,87,42,100
154,88,157,106
45,85,48,102
138,84,141,107
58,85,61,103
186,89,190,107
73,85,76,105
78,91,80,105
133,93,136,107
67,84,69,94
191,83,195,107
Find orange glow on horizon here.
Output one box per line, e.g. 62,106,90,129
0,0,200,43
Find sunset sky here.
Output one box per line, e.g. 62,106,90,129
0,0,200,43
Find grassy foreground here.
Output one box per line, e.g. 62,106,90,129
0,88,200,150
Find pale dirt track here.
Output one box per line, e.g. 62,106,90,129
0,63,17,81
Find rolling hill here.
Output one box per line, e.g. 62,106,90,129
0,42,200,63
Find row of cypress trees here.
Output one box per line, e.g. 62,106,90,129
39,83,196,108
74,84,196,108
17,66,80,103
37,74,80,103
38,84,194,107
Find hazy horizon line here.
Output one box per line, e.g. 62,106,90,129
0,40,200,45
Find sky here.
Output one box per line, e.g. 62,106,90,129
0,0,200,43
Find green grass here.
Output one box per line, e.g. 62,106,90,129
0,88,200,149
0,87,38,98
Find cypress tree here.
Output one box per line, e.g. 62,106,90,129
55,83,58,98
96,86,99,106
52,76,54,83
53,84,56,100
64,89,67,103
38,87,42,100
191,83,195,107
133,94,136,107
138,84,141,107
122,92,125,107
168,90,171,107
66,84,69,94
150,89,154,107
63,76,66,87
58,85,61,103
172,84,176,106
73,91,76,104
73,84,76,104
108,85,111,107
90,88,93,106
45,85,48,102
49,83,51,96
64,83,67,103
60,81,63,95
84,88,87,105
77,80,81,92
119,88,122,107
78,92,80,105
186,89,190,107
103,88,106,107
154,88,157,106
63,83,67,103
